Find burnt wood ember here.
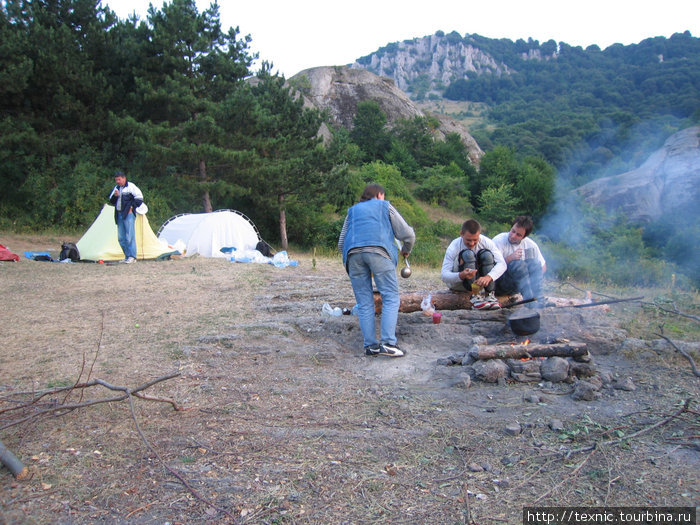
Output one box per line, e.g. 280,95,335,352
469,342,588,361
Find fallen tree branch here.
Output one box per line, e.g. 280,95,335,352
0,438,29,479
646,301,700,323
652,332,700,378
0,373,183,431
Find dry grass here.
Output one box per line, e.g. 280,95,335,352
1,233,698,524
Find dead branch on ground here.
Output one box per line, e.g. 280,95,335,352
653,328,700,378
0,373,185,431
0,438,29,479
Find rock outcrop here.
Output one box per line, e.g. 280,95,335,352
351,33,512,93
576,126,700,223
289,66,483,165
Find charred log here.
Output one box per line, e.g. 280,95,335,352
470,342,588,361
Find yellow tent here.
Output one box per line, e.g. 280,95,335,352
76,204,176,261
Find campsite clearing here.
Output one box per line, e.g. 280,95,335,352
1,233,698,524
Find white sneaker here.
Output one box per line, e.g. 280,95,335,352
485,292,501,309
470,293,490,310
125,257,137,264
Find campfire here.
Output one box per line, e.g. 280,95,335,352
440,336,603,396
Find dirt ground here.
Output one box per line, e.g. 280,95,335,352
1,235,698,524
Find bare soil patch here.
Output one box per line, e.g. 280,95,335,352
1,234,698,524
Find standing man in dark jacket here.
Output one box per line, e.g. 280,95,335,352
109,171,143,264
338,184,415,357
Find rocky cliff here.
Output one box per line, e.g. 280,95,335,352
576,126,700,223
289,66,483,165
351,33,511,93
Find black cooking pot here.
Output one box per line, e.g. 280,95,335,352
508,310,540,336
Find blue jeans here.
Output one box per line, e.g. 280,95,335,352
117,212,137,259
347,252,399,348
495,259,543,300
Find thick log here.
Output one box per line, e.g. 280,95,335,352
375,290,488,313
470,342,588,361
0,438,29,480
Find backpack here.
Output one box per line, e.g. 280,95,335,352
60,242,80,262
256,240,272,257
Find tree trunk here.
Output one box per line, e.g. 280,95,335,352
470,342,588,361
374,290,474,313
278,193,288,251
0,439,29,480
200,159,212,213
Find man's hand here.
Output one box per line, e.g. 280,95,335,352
459,268,477,280
474,275,493,288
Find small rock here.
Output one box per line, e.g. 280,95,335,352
472,359,509,383
549,419,564,432
523,393,542,403
468,463,484,472
450,372,472,389
540,357,569,382
436,357,452,366
572,380,602,401
500,455,520,466
613,377,636,391
504,422,522,436
461,354,476,365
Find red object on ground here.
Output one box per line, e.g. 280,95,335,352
0,244,20,262
432,312,442,324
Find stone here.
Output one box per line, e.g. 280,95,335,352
613,377,636,391
504,423,522,436
472,359,509,383
523,394,542,403
569,361,597,378
451,372,472,389
572,381,602,401
468,463,484,472
577,126,700,223
540,356,569,382
549,419,564,432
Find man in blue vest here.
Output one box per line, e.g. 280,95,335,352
338,184,415,357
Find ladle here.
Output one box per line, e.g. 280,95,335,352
400,257,412,278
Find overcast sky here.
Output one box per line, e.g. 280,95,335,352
108,0,699,78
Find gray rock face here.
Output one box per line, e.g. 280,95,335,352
576,126,700,223
289,66,483,165
351,33,516,92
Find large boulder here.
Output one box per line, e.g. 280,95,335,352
576,126,700,223
289,66,483,165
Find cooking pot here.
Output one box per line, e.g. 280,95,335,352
508,310,540,336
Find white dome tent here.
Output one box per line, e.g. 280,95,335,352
157,209,262,258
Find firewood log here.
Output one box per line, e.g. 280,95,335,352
469,342,588,361
374,290,479,313
0,438,29,480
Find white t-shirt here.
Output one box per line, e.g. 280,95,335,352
492,232,545,268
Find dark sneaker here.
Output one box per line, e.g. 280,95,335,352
365,344,381,356
366,344,405,357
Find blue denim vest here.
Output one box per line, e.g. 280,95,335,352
342,199,397,267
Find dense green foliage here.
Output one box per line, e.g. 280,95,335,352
442,32,700,186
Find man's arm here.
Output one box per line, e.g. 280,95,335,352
388,204,415,256
440,239,463,287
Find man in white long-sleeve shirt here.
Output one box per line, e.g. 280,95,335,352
441,219,506,310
